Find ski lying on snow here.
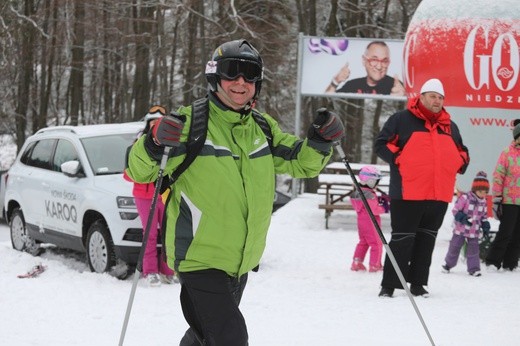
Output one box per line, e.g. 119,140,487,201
17,264,47,278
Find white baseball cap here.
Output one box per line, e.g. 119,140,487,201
420,78,445,97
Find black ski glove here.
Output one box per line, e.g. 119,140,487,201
144,113,185,161
307,108,345,152
481,220,491,236
454,211,471,226
492,196,503,220
151,115,184,147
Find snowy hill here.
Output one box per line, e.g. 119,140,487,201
0,193,518,345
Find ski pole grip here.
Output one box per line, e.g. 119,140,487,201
334,141,346,159
160,146,171,168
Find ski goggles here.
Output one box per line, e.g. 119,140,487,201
217,58,263,83
148,105,166,116
360,171,382,179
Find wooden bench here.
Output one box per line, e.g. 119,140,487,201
317,187,350,196
318,203,353,229
318,204,352,211
317,174,355,229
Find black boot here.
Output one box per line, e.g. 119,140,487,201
378,287,394,298
410,284,429,297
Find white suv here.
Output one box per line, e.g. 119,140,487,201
4,122,146,278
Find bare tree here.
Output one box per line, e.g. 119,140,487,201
34,0,55,132
68,1,85,126
0,0,422,158
131,2,154,119
14,0,36,150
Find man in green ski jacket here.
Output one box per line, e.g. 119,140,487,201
127,39,345,346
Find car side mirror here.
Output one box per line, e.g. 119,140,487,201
61,160,85,178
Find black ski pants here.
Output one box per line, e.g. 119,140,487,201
381,199,448,289
486,204,520,270
178,269,248,346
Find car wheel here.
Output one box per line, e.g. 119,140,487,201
10,208,41,255
86,220,116,274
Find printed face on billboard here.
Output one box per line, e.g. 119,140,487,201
300,37,406,100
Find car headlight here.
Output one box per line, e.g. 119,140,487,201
119,211,139,220
117,196,138,220
117,196,136,208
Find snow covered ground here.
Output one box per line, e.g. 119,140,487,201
0,193,518,345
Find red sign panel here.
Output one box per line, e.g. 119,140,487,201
404,19,520,109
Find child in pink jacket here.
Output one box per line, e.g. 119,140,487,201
350,166,387,272
124,106,176,287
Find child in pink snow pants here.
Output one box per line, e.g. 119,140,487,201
124,106,175,287
134,183,174,278
350,166,388,272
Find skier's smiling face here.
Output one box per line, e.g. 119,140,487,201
217,77,255,110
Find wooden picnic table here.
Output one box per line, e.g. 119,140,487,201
318,169,389,229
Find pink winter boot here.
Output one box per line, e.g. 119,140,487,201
369,264,384,272
351,258,367,271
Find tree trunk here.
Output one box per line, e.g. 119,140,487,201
15,0,35,151
169,8,180,111
69,1,85,126
371,100,383,163
102,1,112,123
300,0,321,193
35,0,53,132
132,4,154,120
182,1,199,105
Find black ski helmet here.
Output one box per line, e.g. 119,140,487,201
205,39,263,100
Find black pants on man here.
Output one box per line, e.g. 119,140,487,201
486,204,520,270
179,269,248,346
381,199,448,289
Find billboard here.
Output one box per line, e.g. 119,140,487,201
405,0,520,190
300,37,406,100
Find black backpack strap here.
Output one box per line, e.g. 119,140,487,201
167,97,209,186
165,99,272,189
251,109,273,152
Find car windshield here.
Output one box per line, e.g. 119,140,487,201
81,133,136,175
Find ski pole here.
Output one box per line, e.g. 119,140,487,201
119,146,171,346
333,143,436,346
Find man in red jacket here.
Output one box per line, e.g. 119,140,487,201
375,78,469,298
